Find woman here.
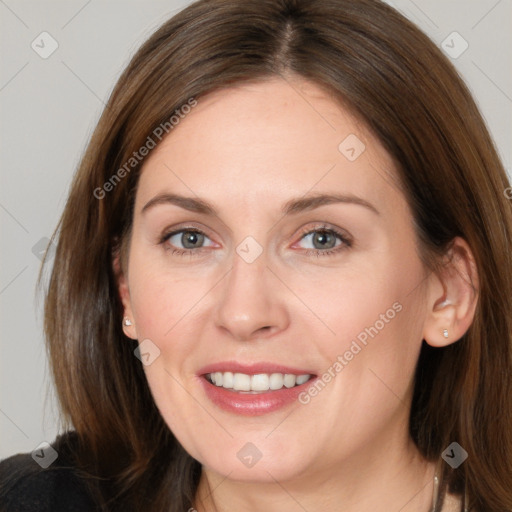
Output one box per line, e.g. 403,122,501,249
1,0,511,511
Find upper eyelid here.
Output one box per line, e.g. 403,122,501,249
299,224,350,238
161,223,345,237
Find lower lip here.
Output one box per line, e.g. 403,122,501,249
199,375,317,416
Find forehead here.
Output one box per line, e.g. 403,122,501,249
135,77,403,217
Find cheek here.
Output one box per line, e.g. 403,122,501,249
128,250,211,340
301,249,427,399
298,258,422,347
126,254,210,456
327,272,426,418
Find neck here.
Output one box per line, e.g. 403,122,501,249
193,435,437,512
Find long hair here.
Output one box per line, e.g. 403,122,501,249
38,0,512,510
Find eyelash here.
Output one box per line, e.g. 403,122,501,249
159,224,353,258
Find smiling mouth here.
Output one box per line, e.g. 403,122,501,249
204,371,314,393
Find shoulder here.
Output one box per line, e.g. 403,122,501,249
0,431,97,512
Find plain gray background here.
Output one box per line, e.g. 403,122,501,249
1,0,511,460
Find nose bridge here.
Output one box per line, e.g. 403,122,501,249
213,237,288,340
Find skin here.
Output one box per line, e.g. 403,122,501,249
116,76,478,512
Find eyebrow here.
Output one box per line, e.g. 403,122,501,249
141,192,380,216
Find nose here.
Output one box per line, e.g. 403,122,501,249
213,247,290,342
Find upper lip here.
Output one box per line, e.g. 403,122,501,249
197,361,316,376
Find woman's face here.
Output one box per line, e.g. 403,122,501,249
119,77,432,482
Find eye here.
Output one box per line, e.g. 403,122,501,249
159,224,352,258
294,225,352,257
159,228,214,256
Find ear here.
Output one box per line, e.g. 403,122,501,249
112,243,138,340
422,237,479,347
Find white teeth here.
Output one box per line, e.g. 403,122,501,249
269,373,284,390
283,374,296,388
222,371,233,388
296,374,310,385
251,374,270,391
206,372,312,392
233,373,251,391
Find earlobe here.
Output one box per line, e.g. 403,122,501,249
423,237,479,348
112,247,138,340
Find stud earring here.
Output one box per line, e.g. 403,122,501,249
443,329,449,339
123,317,133,327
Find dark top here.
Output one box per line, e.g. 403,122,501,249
0,431,96,511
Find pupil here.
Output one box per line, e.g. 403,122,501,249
183,232,202,248
314,231,334,249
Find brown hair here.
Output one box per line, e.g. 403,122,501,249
38,0,512,510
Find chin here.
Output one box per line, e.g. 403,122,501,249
196,436,314,483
